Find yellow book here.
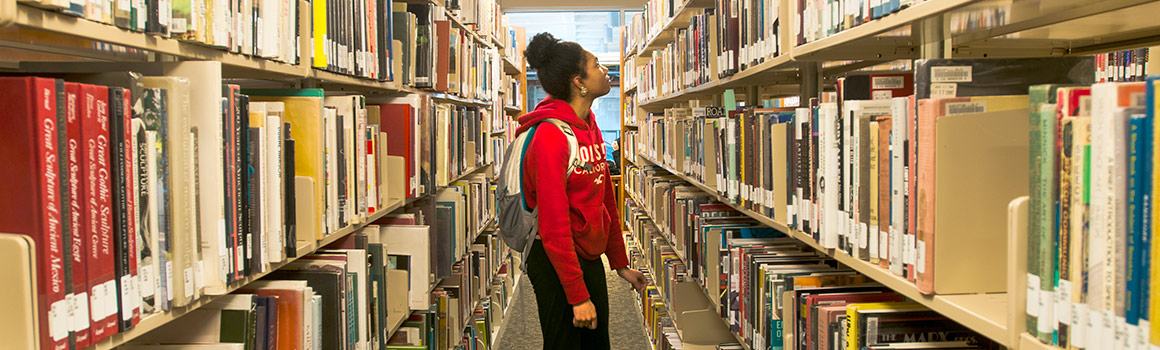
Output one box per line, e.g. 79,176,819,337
1150,77,1160,346
845,301,925,350
312,0,327,68
245,89,326,241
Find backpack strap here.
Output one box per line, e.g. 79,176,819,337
541,118,583,177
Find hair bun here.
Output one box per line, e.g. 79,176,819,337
525,32,560,71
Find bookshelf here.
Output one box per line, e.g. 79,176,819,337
0,0,529,346
58,195,404,350
634,153,1013,346
618,0,1160,349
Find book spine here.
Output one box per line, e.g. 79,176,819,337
877,117,891,270
283,132,297,257
84,84,118,344
237,90,249,279
1029,86,1053,339
110,87,141,331
65,82,92,350
914,99,935,294
1058,116,1075,347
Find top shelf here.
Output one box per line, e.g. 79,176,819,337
625,0,1160,106
637,0,715,58
6,2,511,96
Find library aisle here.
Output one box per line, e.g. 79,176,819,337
493,256,653,350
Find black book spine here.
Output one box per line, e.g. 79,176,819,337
109,86,135,332
221,89,237,283
247,126,262,274
236,91,248,278
283,125,297,257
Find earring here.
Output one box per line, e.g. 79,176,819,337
580,86,588,97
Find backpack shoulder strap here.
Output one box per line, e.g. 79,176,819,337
541,118,581,177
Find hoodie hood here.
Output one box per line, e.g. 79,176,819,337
516,96,593,134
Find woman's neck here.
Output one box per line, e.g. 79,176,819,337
569,97,593,121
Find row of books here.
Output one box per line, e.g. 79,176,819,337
629,0,681,51
632,7,711,102
1,59,506,350
1023,75,1160,350
17,0,511,89
395,3,499,99
119,212,510,350
19,0,300,64
357,93,495,202
633,58,1102,305
432,102,489,188
622,168,1000,350
499,23,526,70
500,75,522,110
1097,49,1151,83
796,0,923,45
628,0,779,101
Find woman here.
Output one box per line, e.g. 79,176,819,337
516,32,648,350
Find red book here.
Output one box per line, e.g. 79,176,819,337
374,103,415,198
64,82,92,349
82,83,119,343
0,77,68,350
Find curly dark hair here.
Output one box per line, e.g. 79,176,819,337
524,32,589,101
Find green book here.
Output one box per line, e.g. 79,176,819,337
1028,84,1082,342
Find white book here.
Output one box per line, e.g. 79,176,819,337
311,293,321,350
324,107,338,234
820,102,839,249
264,111,284,264
281,0,295,62
842,99,853,253
1088,82,1144,347
889,96,908,276
254,0,272,58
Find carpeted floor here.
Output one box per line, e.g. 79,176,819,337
492,256,653,350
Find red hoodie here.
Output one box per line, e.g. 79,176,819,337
519,97,629,305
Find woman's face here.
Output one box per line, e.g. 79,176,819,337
579,51,611,98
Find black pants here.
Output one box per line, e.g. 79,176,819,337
525,239,610,350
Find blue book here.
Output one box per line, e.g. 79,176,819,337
1126,108,1150,325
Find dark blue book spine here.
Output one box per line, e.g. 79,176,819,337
1127,111,1149,325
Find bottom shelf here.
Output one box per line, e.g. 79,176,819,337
626,219,750,350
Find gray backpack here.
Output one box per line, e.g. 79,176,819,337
496,118,582,272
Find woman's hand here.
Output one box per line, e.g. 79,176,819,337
572,300,598,329
617,267,647,292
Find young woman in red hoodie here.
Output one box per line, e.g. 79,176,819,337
519,32,648,349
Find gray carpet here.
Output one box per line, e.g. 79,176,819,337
493,256,653,350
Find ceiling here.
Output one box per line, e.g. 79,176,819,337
499,0,642,12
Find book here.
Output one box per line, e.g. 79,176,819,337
0,77,69,350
